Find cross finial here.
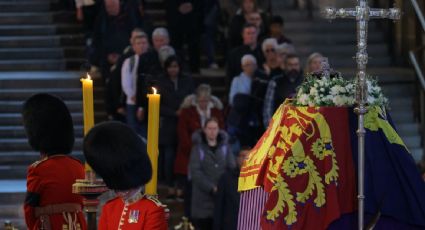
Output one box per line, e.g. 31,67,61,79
320,57,331,79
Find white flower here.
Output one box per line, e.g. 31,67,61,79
330,86,339,95
310,87,318,95
333,96,346,106
298,94,309,105
320,88,325,92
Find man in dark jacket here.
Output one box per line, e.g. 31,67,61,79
226,23,263,88
166,0,203,73
263,54,303,127
213,147,250,230
91,0,142,76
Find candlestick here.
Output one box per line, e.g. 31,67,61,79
75,73,108,230
145,87,160,195
81,74,94,173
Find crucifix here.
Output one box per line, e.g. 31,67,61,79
323,1,400,229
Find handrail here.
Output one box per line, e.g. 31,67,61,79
409,51,425,91
410,0,425,32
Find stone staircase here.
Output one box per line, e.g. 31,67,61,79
0,1,85,71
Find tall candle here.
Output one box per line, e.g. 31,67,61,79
145,87,160,195
81,74,95,172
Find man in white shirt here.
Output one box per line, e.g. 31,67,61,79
121,34,149,135
228,54,257,105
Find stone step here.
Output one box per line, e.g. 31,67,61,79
0,59,85,71
0,47,85,60
0,204,23,218
395,123,420,137
0,2,50,13
291,32,384,45
411,148,424,162
0,13,52,25
0,60,67,71
0,113,106,126
0,191,25,205
0,24,82,36
0,88,104,100
390,111,415,123
0,72,100,89
381,84,415,97
339,68,415,83
402,135,422,149
384,98,413,110
297,43,388,57
0,48,64,59
329,56,391,68
0,151,84,166
0,12,76,25
0,138,83,152
0,100,104,113
0,165,29,179
0,125,84,138
284,20,380,31
0,35,84,48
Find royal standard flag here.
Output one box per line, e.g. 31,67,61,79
238,103,425,229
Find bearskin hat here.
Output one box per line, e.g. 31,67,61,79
83,121,152,190
22,93,75,156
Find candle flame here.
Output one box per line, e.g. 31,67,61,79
86,73,91,80
152,87,157,94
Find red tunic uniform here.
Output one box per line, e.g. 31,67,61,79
24,155,87,230
98,194,168,230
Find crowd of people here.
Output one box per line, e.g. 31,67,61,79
73,0,328,229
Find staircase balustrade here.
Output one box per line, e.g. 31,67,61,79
408,0,425,159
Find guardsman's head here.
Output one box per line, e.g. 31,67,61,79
83,121,152,191
22,93,75,156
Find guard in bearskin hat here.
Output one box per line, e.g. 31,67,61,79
83,121,168,230
22,93,87,230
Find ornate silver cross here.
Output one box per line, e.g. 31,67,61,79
320,57,331,79
323,1,400,229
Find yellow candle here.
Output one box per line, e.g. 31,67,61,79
81,74,95,172
145,87,160,195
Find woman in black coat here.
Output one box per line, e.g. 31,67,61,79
157,55,194,198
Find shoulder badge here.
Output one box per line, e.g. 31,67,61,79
144,195,164,207
30,157,48,168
